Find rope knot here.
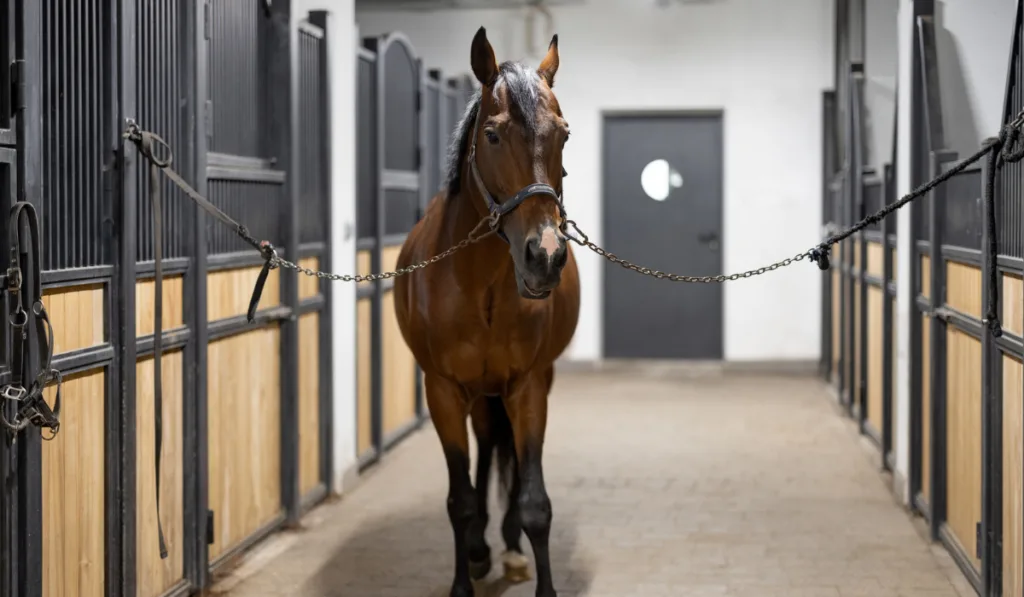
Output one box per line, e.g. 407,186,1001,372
258,240,278,268
809,246,830,271
1000,114,1024,163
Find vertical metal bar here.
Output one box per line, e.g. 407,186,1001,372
180,0,201,587
928,150,953,542
193,0,211,587
979,142,996,597
309,10,333,491
852,65,868,430
266,0,300,525
882,163,894,469
370,36,385,462
14,0,44,594
117,0,139,594
821,91,835,382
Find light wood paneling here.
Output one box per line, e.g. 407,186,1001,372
853,239,861,270
136,276,184,337
299,312,321,496
1004,356,1024,597
136,352,185,597
207,266,281,322
867,286,884,436
208,327,282,559
357,250,372,293
921,255,931,299
854,281,861,404
922,315,931,503
43,284,105,356
866,241,883,278
382,245,402,272
831,270,841,380
382,290,417,437
42,369,106,597
891,247,897,283
298,257,320,301
1003,274,1023,337
357,298,372,456
945,261,982,319
945,328,982,571
890,297,898,446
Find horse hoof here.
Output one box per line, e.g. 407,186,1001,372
468,556,492,580
501,550,531,583
449,583,475,597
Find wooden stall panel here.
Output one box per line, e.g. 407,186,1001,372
298,257,320,301
42,370,106,597
207,266,281,321
945,328,982,570
382,245,402,272
921,255,931,299
854,280,861,407
921,315,931,503
891,247,897,283
299,312,321,496
357,299,373,455
1003,273,1023,337
208,327,282,560
357,250,372,294
867,286,884,437
866,241,883,278
382,290,417,438
136,276,185,336
831,270,840,381
945,261,982,319
136,352,185,597
1004,356,1024,597
853,239,861,270
43,284,105,355
890,298,898,445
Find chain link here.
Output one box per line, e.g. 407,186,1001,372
265,211,812,286
270,214,499,282
561,220,811,283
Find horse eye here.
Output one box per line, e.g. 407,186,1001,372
485,130,500,145
563,131,571,145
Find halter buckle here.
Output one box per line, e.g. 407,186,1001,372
2,385,26,401
6,266,21,294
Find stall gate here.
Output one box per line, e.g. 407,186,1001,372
0,2,332,596
824,0,1024,594
354,35,474,467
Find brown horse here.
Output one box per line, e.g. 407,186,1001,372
394,26,579,597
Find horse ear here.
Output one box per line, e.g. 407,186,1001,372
471,26,498,87
538,34,559,88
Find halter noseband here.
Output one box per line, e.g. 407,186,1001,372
467,109,568,243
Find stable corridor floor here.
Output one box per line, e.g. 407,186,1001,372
222,368,974,597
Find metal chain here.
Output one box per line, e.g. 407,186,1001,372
562,220,810,283
269,214,499,282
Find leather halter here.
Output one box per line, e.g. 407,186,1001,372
466,108,568,243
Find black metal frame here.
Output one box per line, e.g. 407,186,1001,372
1,1,335,595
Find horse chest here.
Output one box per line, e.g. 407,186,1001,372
434,305,546,387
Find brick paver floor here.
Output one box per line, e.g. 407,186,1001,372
221,369,973,597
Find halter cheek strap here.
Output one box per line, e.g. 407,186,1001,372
467,112,568,243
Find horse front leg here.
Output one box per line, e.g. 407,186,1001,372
468,397,494,579
504,368,557,597
425,374,477,597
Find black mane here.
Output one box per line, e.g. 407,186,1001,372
444,61,542,197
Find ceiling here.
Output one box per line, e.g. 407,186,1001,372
355,0,586,11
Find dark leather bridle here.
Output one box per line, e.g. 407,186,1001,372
466,109,568,243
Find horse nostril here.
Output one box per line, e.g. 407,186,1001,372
525,238,543,267
552,243,568,268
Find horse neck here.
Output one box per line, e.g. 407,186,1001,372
445,177,513,293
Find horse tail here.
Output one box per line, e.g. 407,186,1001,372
488,395,517,501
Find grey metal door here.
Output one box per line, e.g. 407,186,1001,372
601,113,724,359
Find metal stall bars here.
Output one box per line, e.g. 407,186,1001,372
297,11,334,514
358,33,426,470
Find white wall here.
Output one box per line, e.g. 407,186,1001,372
292,0,359,494
357,0,834,362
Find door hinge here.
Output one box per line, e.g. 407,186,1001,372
203,1,212,40
207,509,215,544
10,60,25,115
975,521,982,559
204,100,213,139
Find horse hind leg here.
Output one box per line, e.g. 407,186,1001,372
467,397,495,580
